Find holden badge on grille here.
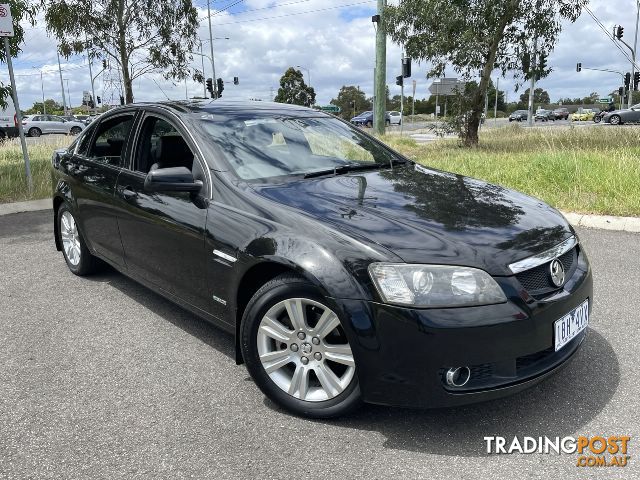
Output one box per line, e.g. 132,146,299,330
549,259,565,287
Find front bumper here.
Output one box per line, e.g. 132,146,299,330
336,249,593,408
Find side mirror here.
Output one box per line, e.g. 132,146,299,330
144,166,203,192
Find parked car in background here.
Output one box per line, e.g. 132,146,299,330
22,114,85,137
51,100,592,418
570,109,595,122
552,108,570,120
534,110,554,122
602,103,640,125
388,111,402,125
351,111,392,127
0,96,17,139
508,110,528,122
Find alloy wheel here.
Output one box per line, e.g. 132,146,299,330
256,298,355,402
60,211,81,266
610,115,621,125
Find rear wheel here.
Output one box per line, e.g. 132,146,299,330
57,204,99,276
241,274,361,418
366,120,372,128
28,127,41,137
609,115,622,125
70,126,82,135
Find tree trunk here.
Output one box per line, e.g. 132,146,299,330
463,5,515,146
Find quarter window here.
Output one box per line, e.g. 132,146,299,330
87,114,135,166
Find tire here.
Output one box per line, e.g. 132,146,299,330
594,115,602,124
385,119,390,126
241,273,361,418
609,115,622,125
57,203,99,276
28,127,41,137
70,126,82,135
366,121,372,128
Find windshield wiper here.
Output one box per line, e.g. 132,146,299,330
303,163,386,179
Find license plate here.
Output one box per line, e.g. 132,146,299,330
554,299,589,351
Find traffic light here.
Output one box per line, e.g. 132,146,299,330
635,72,640,90
576,62,582,72
536,53,548,80
402,57,411,78
217,78,224,97
120,95,125,105
102,59,107,69
233,76,239,85
88,99,95,109
619,86,624,97
206,77,213,97
625,72,631,87
350,100,356,108
396,75,403,87
522,53,531,79
97,96,101,104
616,25,624,40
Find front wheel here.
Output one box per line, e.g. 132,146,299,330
70,126,82,135
241,274,361,418
28,127,41,137
609,115,622,125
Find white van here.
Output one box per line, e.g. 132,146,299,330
0,96,18,139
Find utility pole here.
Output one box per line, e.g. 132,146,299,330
494,77,499,124
373,0,387,135
57,49,68,116
527,38,537,126
412,79,416,122
199,40,207,98
207,0,217,97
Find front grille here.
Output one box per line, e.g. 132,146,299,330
515,247,577,297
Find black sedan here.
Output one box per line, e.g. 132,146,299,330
51,101,592,418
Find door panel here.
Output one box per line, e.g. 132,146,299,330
115,114,210,311
71,114,137,267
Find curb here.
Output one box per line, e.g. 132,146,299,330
0,198,639,233
0,198,51,216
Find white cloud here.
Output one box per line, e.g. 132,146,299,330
2,0,638,110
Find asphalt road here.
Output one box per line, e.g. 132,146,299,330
0,210,638,479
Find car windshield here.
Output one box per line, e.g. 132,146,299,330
197,114,402,181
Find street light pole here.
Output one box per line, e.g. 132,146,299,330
56,49,68,116
296,65,311,87
33,66,46,114
199,39,206,98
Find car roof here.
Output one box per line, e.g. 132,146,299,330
130,100,333,119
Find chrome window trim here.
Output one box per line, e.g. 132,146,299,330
508,235,578,274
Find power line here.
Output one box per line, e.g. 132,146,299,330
209,1,376,26
583,5,639,70
199,0,246,20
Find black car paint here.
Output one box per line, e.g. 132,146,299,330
52,100,592,408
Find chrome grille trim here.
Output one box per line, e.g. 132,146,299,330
508,235,578,274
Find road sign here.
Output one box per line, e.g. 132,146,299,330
0,4,14,37
428,78,464,96
598,98,613,104
1,4,31,193
318,105,341,113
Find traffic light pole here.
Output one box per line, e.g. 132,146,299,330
207,0,218,98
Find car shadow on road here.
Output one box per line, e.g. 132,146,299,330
84,266,236,361
321,328,619,456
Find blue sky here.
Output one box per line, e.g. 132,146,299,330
2,0,638,110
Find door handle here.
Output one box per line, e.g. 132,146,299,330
121,187,137,200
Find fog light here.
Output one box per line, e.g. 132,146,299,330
445,366,471,387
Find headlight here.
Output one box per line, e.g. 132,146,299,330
368,263,507,308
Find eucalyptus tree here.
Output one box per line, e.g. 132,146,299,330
44,0,200,103
385,0,587,145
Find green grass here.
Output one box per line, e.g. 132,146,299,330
0,137,71,204
381,124,640,217
2,127,639,217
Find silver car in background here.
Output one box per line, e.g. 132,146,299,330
22,114,85,137
603,103,640,125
